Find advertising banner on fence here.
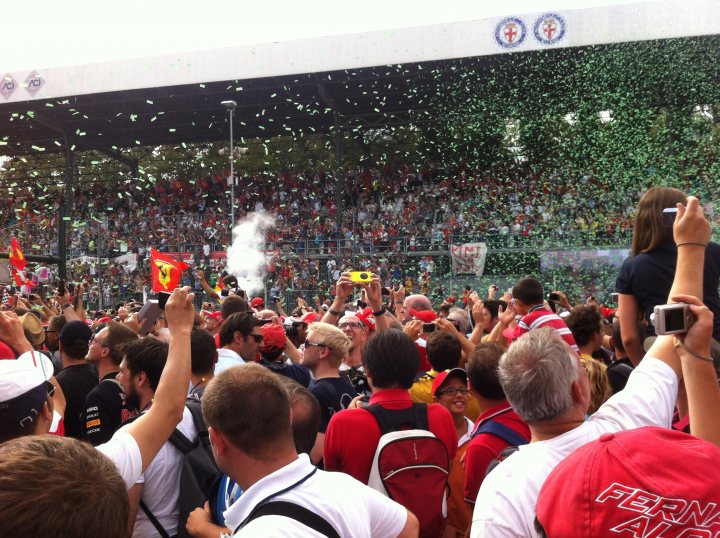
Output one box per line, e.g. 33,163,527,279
450,242,488,275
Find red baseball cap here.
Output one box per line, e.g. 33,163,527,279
97,316,112,323
207,311,223,322
431,368,468,397
356,307,376,332
250,297,264,308
300,312,321,324
445,297,456,304
409,308,438,323
536,426,720,538
259,324,286,351
0,341,15,360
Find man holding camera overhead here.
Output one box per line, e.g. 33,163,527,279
470,197,713,538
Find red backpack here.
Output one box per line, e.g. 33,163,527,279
365,404,450,538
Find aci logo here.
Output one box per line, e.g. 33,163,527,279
495,17,527,49
533,13,567,45
24,71,45,97
1,74,17,100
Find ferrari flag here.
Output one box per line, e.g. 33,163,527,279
9,237,27,270
150,248,189,292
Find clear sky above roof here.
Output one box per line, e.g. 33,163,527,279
5,0,648,72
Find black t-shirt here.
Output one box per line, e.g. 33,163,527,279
615,241,720,339
259,359,312,388
56,362,98,439
309,376,358,433
82,372,135,446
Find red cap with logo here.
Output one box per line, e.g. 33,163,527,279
431,368,468,397
300,312,321,324
536,426,720,538
356,307,376,332
259,324,286,351
409,308,438,323
250,297,265,308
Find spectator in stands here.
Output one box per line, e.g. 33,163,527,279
82,322,139,446
189,327,217,399
56,320,97,439
44,314,66,374
324,329,457,482
605,314,636,393
492,277,578,352
216,312,263,374
470,197,709,538
616,186,720,365
258,323,311,387
464,343,529,510
301,322,356,463
199,363,419,536
432,368,474,538
120,337,198,538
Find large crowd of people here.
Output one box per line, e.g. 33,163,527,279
7,162,719,311
1,184,719,537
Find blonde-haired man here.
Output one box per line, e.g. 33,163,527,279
301,322,357,463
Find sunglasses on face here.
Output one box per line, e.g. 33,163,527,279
338,322,364,330
304,340,327,348
248,334,263,343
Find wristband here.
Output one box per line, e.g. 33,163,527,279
675,340,713,362
372,307,386,317
62,303,73,310
328,309,341,316
676,242,708,248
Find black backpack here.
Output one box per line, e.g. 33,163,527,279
136,397,219,538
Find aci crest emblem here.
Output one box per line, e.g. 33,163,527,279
495,17,527,49
534,13,566,45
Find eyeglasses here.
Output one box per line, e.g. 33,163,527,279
43,328,57,333
248,334,263,343
438,387,469,397
90,334,108,347
338,322,364,330
304,340,327,348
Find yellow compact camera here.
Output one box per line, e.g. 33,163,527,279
349,271,372,283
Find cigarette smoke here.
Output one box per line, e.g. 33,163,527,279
226,211,275,296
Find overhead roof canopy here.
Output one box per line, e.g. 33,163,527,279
1,0,717,157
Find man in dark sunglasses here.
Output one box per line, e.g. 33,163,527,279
216,312,264,374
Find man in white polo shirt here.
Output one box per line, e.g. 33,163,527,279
200,362,419,537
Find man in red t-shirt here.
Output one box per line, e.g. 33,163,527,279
324,328,457,484
464,343,530,510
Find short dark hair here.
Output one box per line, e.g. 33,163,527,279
0,435,129,538
219,312,259,347
203,363,294,460
191,328,217,376
566,306,603,347
104,322,139,367
221,295,249,319
466,342,506,401
49,315,66,333
482,300,506,320
276,377,321,455
425,331,461,372
513,278,544,306
122,338,168,392
362,329,419,390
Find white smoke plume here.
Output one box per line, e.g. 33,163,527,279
226,211,275,296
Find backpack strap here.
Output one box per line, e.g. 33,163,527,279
139,499,173,538
473,420,528,447
364,403,429,434
244,501,341,538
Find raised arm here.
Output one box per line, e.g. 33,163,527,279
121,286,194,471
670,293,719,447
645,196,710,378
321,273,354,325
361,275,390,332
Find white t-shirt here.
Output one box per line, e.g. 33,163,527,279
132,406,198,538
96,430,143,489
224,454,407,537
470,357,677,538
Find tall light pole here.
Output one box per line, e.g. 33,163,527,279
221,100,237,230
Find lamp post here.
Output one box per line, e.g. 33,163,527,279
221,100,237,230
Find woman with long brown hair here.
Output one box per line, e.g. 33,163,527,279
615,186,720,364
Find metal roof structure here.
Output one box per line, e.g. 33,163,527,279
1,0,718,157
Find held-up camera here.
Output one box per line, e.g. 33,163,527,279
651,303,696,335
349,271,372,283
